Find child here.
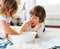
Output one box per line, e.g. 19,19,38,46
0,0,19,39
20,5,46,38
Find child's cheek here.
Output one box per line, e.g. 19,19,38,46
36,20,39,24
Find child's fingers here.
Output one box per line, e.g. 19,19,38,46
34,24,42,32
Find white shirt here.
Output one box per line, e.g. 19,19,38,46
0,14,12,37
20,20,45,37
0,15,12,23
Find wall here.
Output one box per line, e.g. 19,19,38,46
25,0,36,20
36,0,60,26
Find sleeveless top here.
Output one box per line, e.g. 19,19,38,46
0,14,12,37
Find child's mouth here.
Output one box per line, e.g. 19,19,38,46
30,21,34,24
31,22,34,24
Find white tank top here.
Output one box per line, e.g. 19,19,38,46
0,14,12,37
0,15,12,23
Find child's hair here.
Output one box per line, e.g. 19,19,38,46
0,4,1,7
0,0,18,15
30,5,46,23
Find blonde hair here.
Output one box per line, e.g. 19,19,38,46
0,0,18,15
30,5,46,23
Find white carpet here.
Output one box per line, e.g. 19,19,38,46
5,28,60,49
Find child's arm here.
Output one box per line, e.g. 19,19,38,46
34,23,42,38
20,21,31,33
0,21,19,35
34,23,42,32
4,33,9,39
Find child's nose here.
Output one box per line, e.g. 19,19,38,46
30,18,34,21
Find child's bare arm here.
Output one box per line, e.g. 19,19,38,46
20,21,31,32
1,21,19,35
4,33,9,39
34,23,42,32
34,23,42,38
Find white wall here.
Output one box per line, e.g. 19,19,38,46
25,0,36,20
15,0,60,26
36,0,60,5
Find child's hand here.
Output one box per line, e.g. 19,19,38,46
34,23,42,32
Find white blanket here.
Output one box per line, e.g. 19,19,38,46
0,27,60,49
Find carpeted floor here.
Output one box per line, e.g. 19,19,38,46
5,28,60,49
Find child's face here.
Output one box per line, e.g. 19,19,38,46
30,14,40,26
4,8,18,18
12,8,18,15
4,10,11,18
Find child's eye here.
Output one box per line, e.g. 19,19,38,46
34,17,37,19
31,16,32,17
